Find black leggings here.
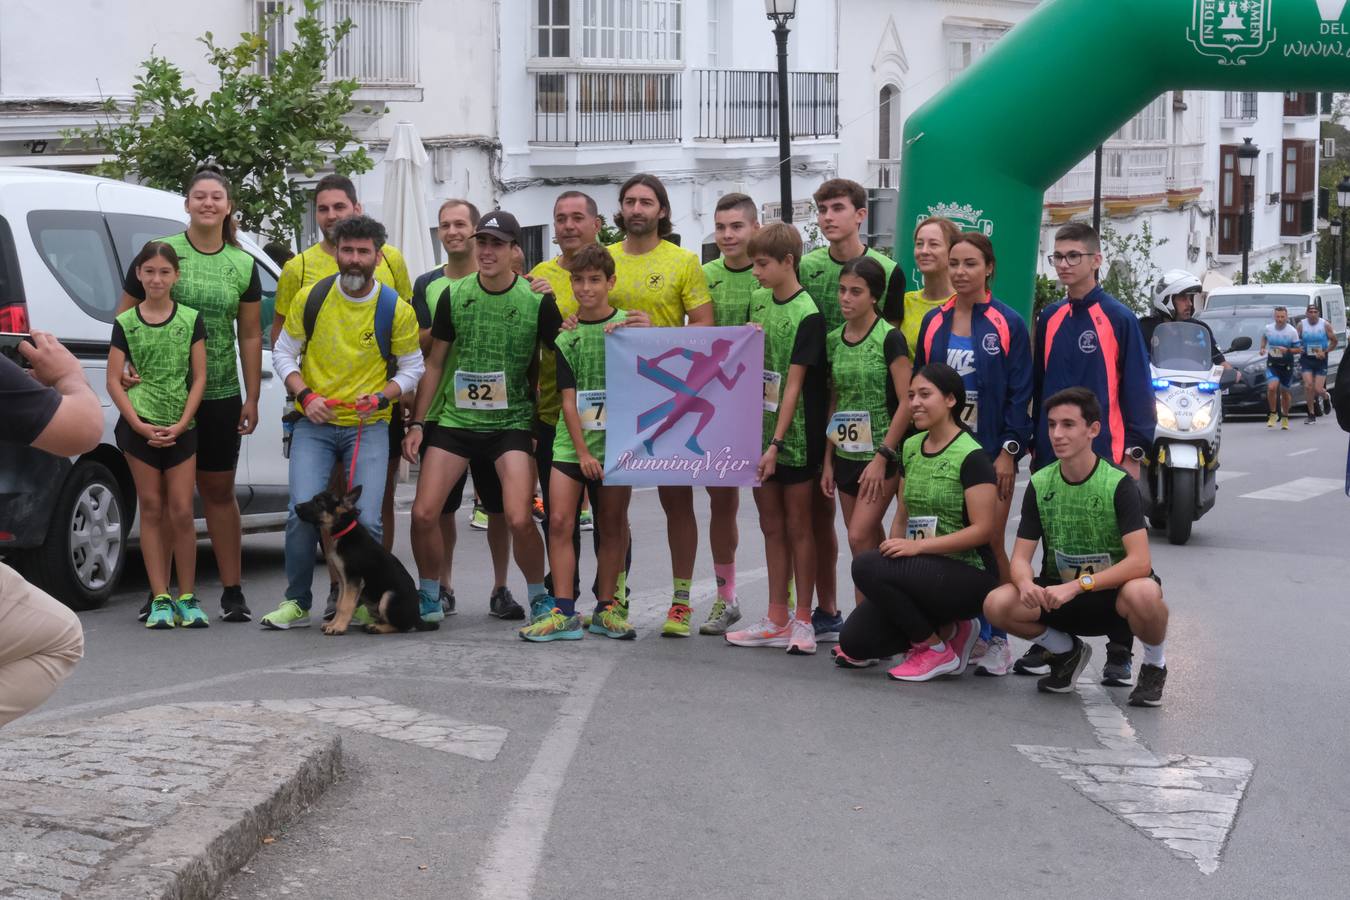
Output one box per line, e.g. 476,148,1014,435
840,551,998,660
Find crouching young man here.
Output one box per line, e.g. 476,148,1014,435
983,387,1169,707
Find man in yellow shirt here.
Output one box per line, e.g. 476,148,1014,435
262,215,423,630
606,174,713,637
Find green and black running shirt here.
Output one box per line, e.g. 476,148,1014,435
898,429,997,571
111,302,206,426
798,246,905,336
1018,458,1145,584
825,319,908,462
428,274,562,432
750,288,826,469
123,233,260,401
702,258,760,327
552,309,620,465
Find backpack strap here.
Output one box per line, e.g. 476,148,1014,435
303,274,339,343
374,283,398,376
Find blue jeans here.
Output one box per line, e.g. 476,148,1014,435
284,418,389,608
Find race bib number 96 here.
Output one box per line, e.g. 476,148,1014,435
763,371,782,413
577,390,606,431
827,410,873,453
1054,550,1112,584
454,370,508,410
906,515,938,541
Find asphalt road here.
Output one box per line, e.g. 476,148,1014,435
27,417,1350,898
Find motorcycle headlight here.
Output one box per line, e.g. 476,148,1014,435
1192,399,1215,431
1155,400,1178,430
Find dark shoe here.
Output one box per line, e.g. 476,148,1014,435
138,591,153,622
1013,643,1051,676
322,582,339,622
1128,664,1167,707
1101,641,1133,686
220,586,252,623
440,586,457,616
1037,638,1092,694
489,586,525,620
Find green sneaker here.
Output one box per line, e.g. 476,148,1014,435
698,597,743,635
260,599,311,630
519,608,584,642
578,508,594,532
528,593,554,623
470,504,489,530
588,603,636,640
145,595,177,629
661,602,693,638
175,594,210,628
352,605,375,627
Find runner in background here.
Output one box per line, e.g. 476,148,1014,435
697,192,760,635
899,216,959,354
1261,305,1301,430
1298,302,1336,423
607,174,713,637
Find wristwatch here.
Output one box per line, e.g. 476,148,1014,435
1001,439,1021,457
769,438,786,451
875,444,898,463
1078,573,1096,592
408,421,425,431
1125,446,1146,462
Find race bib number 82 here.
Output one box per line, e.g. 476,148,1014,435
454,370,508,410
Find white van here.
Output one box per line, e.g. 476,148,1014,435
0,167,292,608
1204,283,1348,336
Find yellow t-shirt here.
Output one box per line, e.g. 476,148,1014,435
607,240,710,328
529,256,580,427
286,280,420,426
901,289,952,356
276,242,413,325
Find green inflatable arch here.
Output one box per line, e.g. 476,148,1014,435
899,0,1350,322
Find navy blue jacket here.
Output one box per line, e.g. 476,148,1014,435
1032,286,1156,469
913,294,1033,460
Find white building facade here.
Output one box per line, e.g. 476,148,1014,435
0,0,1321,284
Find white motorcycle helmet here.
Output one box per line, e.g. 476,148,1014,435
1152,269,1203,318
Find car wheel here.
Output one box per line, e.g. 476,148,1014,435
20,460,127,610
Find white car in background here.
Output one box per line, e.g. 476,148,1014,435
0,167,292,608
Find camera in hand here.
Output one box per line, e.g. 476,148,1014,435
0,332,36,368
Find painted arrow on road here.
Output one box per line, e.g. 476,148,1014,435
1015,671,1254,875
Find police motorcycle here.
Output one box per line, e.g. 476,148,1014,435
1139,273,1241,545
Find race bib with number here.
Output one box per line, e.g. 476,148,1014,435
763,370,782,413
577,390,607,431
454,370,508,410
906,515,938,541
827,410,873,453
1054,550,1112,584
959,389,980,428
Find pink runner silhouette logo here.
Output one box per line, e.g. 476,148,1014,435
604,326,764,486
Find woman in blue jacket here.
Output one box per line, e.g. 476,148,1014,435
912,232,1032,675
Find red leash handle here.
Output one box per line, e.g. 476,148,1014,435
320,395,387,490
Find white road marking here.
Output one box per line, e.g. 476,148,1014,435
1286,447,1318,457
1014,666,1253,875
1239,476,1342,502
1214,470,1248,484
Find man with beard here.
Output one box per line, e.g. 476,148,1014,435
606,174,714,637
262,215,424,630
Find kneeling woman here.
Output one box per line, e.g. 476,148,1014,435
838,363,1000,681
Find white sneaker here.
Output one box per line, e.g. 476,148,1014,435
975,636,1013,677
725,616,790,648
786,618,817,656
968,637,989,665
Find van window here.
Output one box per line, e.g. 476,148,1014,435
253,254,278,335
104,213,183,276
28,210,122,323
1204,291,1313,311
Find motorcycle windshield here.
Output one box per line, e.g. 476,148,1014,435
1149,322,1212,372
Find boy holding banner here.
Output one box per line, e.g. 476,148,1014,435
726,224,827,656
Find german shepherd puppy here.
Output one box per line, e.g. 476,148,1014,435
295,485,438,636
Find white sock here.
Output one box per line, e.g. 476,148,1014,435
1036,628,1074,655
1141,641,1166,668
929,640,947,653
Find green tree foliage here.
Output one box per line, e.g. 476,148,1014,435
66,0,374,243
1032,273,1060,319
1250,258,1307,284
1100,221,1169,314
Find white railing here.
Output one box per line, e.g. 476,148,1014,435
1046,142,1200,205
1167,142,1204,192
253,0,420,87
1044,157,1096,206
867,158,901,189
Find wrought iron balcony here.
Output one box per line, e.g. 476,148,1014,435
253,0,420,91
693,69,838,142
531,70,681,146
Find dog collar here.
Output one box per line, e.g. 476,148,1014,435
331,519,358,539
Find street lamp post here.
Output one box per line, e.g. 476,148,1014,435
1237,137,1260,285
1330,217,1342,284
1337,176,1350,290
765,0,797,224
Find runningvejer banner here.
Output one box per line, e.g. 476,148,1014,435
603,326,763,487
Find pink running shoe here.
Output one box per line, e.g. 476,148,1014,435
786,618,817,655
725,617,790,648
949,618,982,675
886,642,960,682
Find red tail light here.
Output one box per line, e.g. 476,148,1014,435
0,305,29,332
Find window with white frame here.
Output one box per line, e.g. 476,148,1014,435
1114,94,1167,142
943,20,1008,83
538,0,683,64
706,0,723,66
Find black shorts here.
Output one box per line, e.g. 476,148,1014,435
1034,574,1161,636
388,401,406,458
116,417,198,471
445,459,505,515
425,425,533,462
552,460,602,494
422,425,512,515
833,455,897,496
767,461,820,485
195,395,242,472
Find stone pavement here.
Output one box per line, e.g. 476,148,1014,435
0,704,341,900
